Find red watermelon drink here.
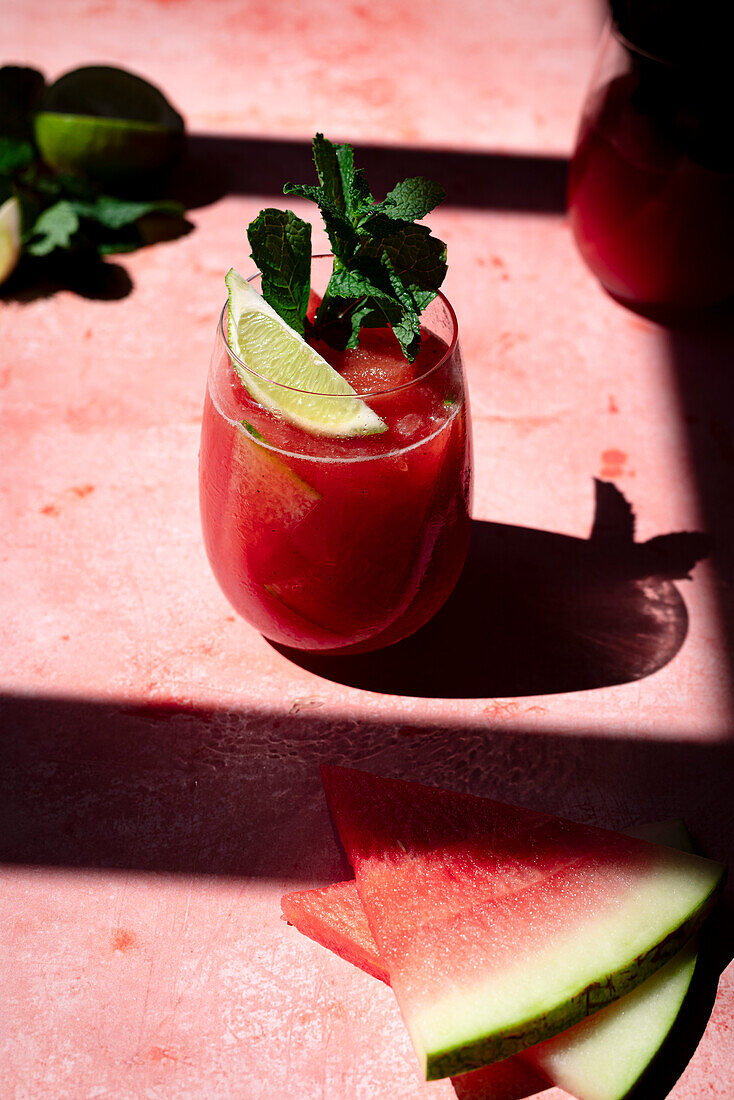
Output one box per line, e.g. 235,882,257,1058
568,24,734,309
199,257,472,653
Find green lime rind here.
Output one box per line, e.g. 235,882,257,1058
225,268,387,438
34,111,183,182
36,112,175,134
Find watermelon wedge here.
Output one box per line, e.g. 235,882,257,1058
281,819,700,1100
319,767,725,1081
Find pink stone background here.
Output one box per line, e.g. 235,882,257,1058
2,1,733,1098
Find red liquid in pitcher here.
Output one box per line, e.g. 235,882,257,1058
568,73,734,308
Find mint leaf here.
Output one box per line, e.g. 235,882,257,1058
314,264,397,349
309,134,374,222
321,265,392,302
360,216,447,305
71,195,184,230
285,134,373,262
247,208,312,334
315,255,422,359
337,300,389,348
47,172,94,201
0,136,36,175
368,177,445,222
96,239,144,255
22,192,186,259
375,252,422,360
312,133,347,211
335,143,373,220
25,200,80,255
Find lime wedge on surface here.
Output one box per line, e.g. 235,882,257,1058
34,65,184,185
0,196,21,286
225,268,386,437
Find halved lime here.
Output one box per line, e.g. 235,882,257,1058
225,269,387,437
34,65,184,185
0,196,21,286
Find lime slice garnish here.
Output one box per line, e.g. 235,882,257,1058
225,269,387,437
0,196,21,286
33,65,184,185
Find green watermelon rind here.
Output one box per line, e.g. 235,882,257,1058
422,888,721,1078
525,937,697,1100
416,857,722,1080
520,818,699,1100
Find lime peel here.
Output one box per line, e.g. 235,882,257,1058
34,111,183,183
225,268,387,438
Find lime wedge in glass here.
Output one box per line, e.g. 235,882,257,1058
225,268,386,437
0,196,21,286
34,65,184,185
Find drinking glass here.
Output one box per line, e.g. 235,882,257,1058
199,255,472,653
568,21,734,309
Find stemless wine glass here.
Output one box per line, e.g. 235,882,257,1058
568,21,734,309
199,255,472,654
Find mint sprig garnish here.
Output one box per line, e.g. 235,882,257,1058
246,134,446,362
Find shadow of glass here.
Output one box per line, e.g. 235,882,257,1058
276,481,709,698
663,300,734,676
591,293,734,738
168,133,569,214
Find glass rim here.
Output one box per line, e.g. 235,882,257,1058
216,254,459,400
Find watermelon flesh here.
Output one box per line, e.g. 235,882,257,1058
282,821,698,1100
318,767,725,1081
283,878,389,983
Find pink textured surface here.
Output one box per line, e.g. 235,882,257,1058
1,1,733,1098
